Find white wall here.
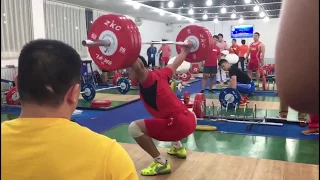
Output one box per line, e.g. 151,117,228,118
167,18,280,59
1,2,167,68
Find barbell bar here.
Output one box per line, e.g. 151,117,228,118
83,14,214,71
82,40,192,47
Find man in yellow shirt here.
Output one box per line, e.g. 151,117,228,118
1,39,138,180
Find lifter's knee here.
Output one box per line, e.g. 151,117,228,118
128,121,144,138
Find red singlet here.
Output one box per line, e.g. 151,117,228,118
248,42,262,71
139,67,196,141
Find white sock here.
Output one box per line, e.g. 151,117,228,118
154,155,166,165
172,141,183,149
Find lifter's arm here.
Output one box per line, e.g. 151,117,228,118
166,50,188,74
229,76,237,89
131,58,149,83
259,44,265,63
245,46,251,59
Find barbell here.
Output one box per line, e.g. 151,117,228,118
81,78,131,101
82,14,214,71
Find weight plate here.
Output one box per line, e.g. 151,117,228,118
81,83,96,101
193,93,206,118
179,71,192,81
90,100,112,108
176,25,212,62
6,87,21,105
219,88,241,109
117,78,131,94
88,14,135,71
183,91,190,104
191,63,200,74
126,19,141,66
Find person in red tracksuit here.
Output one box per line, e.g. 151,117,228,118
246,32,265,85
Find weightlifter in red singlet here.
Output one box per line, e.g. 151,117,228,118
246,32,265,85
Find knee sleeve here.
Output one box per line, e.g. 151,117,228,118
128,122,144,138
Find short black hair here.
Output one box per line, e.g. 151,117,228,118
18,39,82,107
218,59,229,66
218,33,223,38
213,35,219,39
254,32,260,36
241,39,246,45
139,55,148,67
232,39,236,42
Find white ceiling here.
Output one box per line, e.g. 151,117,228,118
56,0,195,24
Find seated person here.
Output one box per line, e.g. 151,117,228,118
1,39,138,180
218,59,255,105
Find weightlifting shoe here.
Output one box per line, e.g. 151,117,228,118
141,160,171,176
167,146,187,159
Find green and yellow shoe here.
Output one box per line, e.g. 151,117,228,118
167,146,187,159
141,160,171,176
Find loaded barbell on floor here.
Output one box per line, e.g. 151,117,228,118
82,14,213,71
81,78,131,101
184,92,285,128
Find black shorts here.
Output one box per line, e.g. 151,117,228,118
203,66,217,74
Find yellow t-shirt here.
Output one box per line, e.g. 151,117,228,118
1,118,138,180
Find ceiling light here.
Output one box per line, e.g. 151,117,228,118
3,21,6,24
231,13,236,19
253,5,259,12
188,8,194,15
190,19,195,23
133,3,140,9
168,0,174,8
264,16,269,22
3,14,5,16
203,14,208,20
214,18,219,23
239,17,244,23
206,0,213,6
244,0,251,3
221,7,227,14
259,11,266,17
177,16,182,20
159,10,165,16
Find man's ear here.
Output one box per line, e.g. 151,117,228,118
13,75,18,89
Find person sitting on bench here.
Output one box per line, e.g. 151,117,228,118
218,59,255,105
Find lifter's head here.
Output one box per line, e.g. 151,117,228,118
218,59,231,71
15,39,82,119
128,55,148,79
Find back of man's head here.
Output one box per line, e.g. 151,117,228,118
17,39,82,107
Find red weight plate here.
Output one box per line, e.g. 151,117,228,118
262,76,267,91
193,93,206,118
191,63,200,74
90,100,112,108
88,14,135,71
127,19,141,63
129,19,142,58
176,25,211,62
113,73,121,85
183,91,190,104
125,18,139,66
192,99,200,118
179,71,191,81
6,87,21,105
202,27,214,53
